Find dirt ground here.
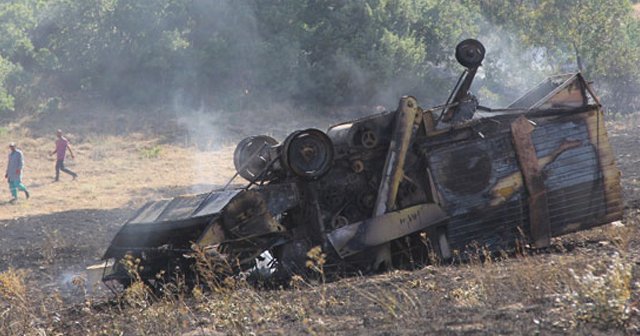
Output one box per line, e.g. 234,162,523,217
0,110,639,335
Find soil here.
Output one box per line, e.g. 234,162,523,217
0,116,639,335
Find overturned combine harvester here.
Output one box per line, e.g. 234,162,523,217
96,40,622,288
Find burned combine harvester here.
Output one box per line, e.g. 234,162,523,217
97,40,622,287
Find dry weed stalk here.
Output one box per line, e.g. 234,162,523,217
0,269,62,335
40,229,64,264
0,269,32,334
449,279,486,308
189,245,310,333
191,245,233,292
348,276,429,323
306,246,327,313
110,255,200,335
565,252,634,328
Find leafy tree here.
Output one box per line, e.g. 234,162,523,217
0,56,16,113
2,0,640,118
251,0,481,107
0,0,50,115
479,0,640,112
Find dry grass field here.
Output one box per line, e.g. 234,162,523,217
0,107,638,335
0,128,236,220
0,135,236,219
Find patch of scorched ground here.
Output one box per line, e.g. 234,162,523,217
0,113,638,335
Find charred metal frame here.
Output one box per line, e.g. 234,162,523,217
93,40,623,288
511,116,551,247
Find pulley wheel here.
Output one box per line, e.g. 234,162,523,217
282,128,334,179
455,39,485,68
233,135,278,181
360,129,378,149
332,216,350,229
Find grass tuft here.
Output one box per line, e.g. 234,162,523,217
565,252,633,328
138,145,162,159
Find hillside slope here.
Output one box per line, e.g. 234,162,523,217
0,112,638,335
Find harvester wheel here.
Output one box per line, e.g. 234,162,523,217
233,135,278,182
455,39,485,68
282,129,334,179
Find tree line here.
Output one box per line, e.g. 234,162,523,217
1,0,639,119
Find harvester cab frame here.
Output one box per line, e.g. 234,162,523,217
91,39,622,292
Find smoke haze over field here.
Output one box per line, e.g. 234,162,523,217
0,0,639,140
164,2,543,147
168,1,638,151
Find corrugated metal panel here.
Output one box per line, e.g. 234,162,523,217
427,129,527,252
192,189,241,217
128,199,172,224
428,133,520,213
446,199,526,252
103,190,241,258
424,107,622,255
155,194,210,222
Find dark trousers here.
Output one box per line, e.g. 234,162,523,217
55,159,77,180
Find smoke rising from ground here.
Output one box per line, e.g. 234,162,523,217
169,3,466,147
170,8,562,150
3,0,638,144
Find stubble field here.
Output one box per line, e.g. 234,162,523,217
0,108,638,335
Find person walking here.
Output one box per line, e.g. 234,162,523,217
5,142,29,203
50,129,78,181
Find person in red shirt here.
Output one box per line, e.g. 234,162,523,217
49,129,78,181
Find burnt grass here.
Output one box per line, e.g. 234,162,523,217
0,122,639,335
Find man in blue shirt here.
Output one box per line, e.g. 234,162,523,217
5,142,29,203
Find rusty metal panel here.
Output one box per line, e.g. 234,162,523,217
586,108,623,214
195,184,299,247
508,74,587,110
534,117,602,236
427,132,521,213
511,116,551,248
426,131,527,253
543,108,623,234
196,220,226,246
223,190,285,237
424,106,621,254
